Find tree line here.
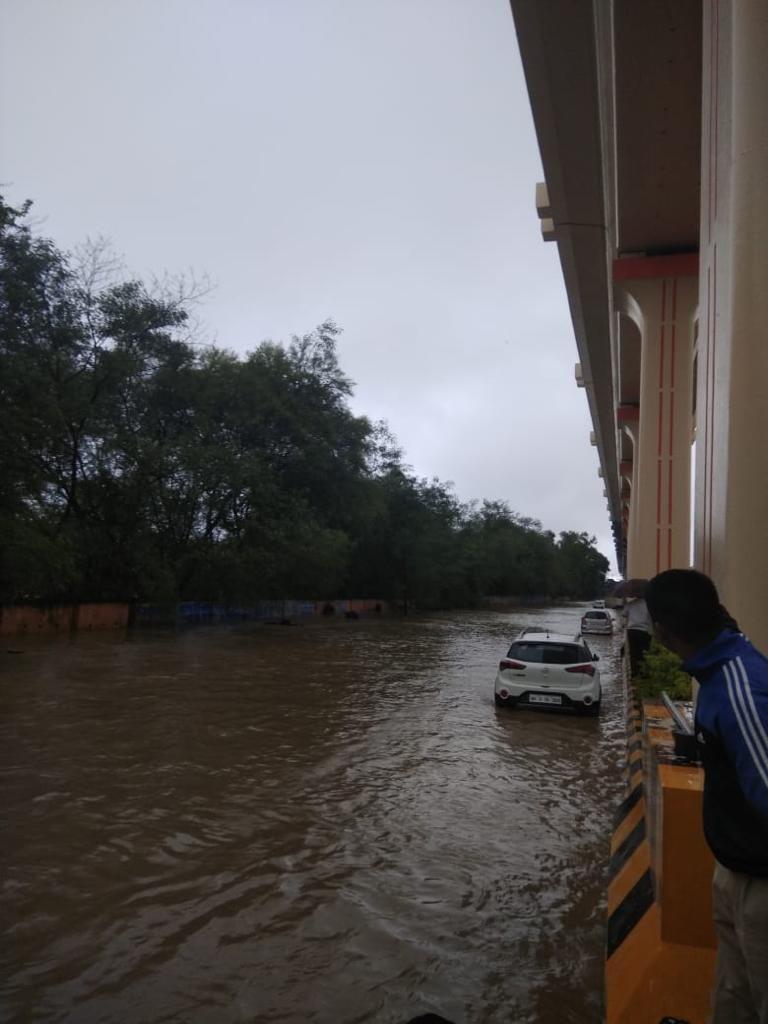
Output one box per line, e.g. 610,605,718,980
0,196,609,609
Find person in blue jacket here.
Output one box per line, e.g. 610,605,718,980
645,569,768,1024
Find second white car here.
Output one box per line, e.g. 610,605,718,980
580,609,614,635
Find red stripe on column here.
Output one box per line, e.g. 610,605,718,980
670,279,677,388
656,279,667,564
712,0,720,241
714,0,720,222
708,266,712,569
613,254,698,281
668,280,677,562
667,461,674,565
658,280,667,458
708,248,718,573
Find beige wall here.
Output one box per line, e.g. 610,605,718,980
618,273,697,580
696,0,768,650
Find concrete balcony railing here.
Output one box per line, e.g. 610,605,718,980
606,664,716,1024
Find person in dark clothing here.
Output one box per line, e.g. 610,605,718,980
405,1017,454,1023
645,569,768,1024
626,594,653,677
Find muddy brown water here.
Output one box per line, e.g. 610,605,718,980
1,607,625,1024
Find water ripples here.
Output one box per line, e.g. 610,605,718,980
1,608,624,1023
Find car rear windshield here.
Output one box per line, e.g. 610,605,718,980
584,611,608,619
506,642,587,664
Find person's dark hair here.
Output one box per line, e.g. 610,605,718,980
645,569,725,644
405,1017,455,1024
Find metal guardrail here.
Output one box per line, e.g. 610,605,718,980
659,692,696,733
661,691,694,735
661,691,701,762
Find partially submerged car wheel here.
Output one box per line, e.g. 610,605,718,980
495,691,515,707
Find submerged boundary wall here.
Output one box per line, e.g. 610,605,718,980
605,658,716,1024
0,603,130,636
136,599,388,627
1,599,389,635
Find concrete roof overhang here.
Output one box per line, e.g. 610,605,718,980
613,0,702,255
509,0,620,546
510,0,702,569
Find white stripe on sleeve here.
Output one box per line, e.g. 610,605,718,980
723,660,768,794
735,656,768,770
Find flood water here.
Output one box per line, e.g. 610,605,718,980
1,607,625,1024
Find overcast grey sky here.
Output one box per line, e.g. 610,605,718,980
1,0,615,571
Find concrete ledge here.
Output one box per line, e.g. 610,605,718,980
644,701,716,950
605,666,716,1024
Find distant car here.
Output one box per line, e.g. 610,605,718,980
494,631,601,715
581,609,613,635
592,599,606,608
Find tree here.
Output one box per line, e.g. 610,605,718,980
0,196,195,600
0,194,612,611
554,531,610,599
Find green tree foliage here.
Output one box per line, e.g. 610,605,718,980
553,530,611,601
0,196,610,608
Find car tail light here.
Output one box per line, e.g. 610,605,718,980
499,659,526,671
566,663,596,676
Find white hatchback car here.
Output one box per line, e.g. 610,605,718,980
494,631,602,715
580,609,614,635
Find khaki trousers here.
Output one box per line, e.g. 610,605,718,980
711,861,768,1024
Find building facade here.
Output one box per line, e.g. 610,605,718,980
511,0,768,651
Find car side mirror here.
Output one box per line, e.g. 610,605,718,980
593,654,600,661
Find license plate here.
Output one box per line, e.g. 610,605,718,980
529,694,562,705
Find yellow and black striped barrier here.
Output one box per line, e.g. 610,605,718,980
605,661,716,1024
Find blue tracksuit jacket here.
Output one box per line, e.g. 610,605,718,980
684,629,768,875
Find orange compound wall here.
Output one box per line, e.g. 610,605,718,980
0,603,130,636
0,605,73,635
74,604,130,631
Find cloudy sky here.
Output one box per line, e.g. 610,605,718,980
1,0,615,571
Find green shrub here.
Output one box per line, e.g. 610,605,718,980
635,638,692,701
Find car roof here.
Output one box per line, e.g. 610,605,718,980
514,631,583,645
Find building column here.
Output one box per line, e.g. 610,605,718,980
617,412,640,576
619,459,633,573
616,265,698,579
698,0,768,647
